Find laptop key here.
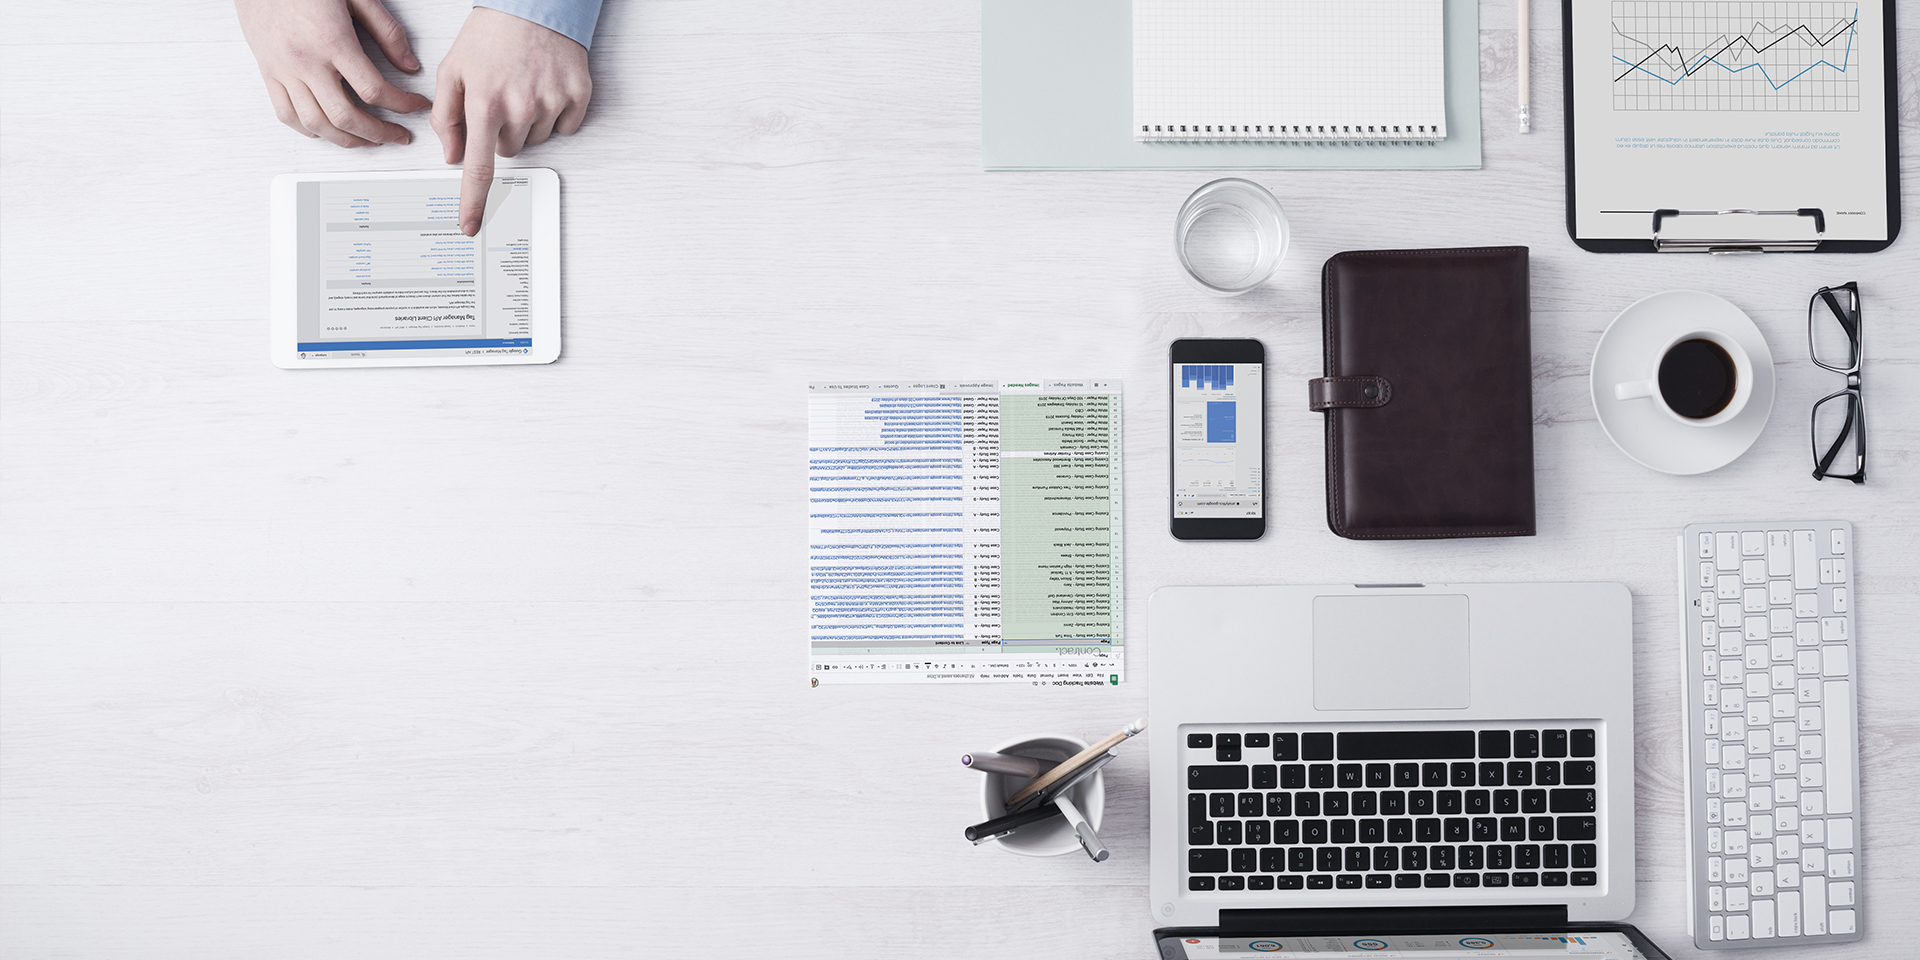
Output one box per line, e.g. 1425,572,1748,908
1572,729,1596,757
1394,874,1421,888
1550,788,1597,813
1302,733,1334,760
1337,730,1474,759
1190,876,1215,891
1424,874,1450,888
1249,875,1274,890
1239,793,1263,817
1296,793,1320,817
1190,849,1228,872
1455,872,1481,887
1217,821,1242,845
1307,875,1332,889
1266,793,1291,817
1523,790,1547,814
1338,764,1364,788
1366,763,1392,787
1572,871,1597,886
1190,821,1214,844
1573,843,1597,868
1545,730,1568,757
1216,733,1241,762
1219,876,1244,890
1557,816,1599,840
1479,730,1511,758
1252,765,1277,789
1273,733,1298,761
1245,733,1270,749
1515,730,1540,757
1337,874,1363,888
1485,872,1510,887
1210,793,1234,818
1513,872,1539,887
1541,872,1568,886
1451,762,1476,787
1309,764,1335,788
1367,874,1393,888
1188,733,1213,749
1281,764,1306,789
1276,875,1303,889
1232,848,1256,872
1191,766,1249,789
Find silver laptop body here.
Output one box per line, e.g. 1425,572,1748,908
1148,583,1635,926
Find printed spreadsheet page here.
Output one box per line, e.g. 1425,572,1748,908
1570,1,1888,241
807,380,1123,685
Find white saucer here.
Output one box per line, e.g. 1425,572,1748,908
1590,290,1775,476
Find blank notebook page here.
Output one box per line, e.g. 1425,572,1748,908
1134,0,1447,143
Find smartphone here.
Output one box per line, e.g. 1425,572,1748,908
1169,338,1265,540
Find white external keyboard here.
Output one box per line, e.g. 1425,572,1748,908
1680,521,1861,949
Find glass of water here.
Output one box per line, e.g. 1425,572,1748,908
1175,178,1289,296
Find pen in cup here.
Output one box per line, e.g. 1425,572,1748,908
961,751,1059,778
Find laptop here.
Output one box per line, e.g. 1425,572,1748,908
1148,583,1638,938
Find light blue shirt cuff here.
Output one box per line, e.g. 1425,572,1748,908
473,0,604,50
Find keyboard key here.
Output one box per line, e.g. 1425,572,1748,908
1266,793,1291,817
1742,531,1765,555
1306,875,1332,889
1460,845,1483,869
1545,844,1567,869
1282,765,1305,789
1550,788,1597,813
1529,817,1554,841
1296,793,1319,817
1394,763,1420,787
1572,730,1596,757
1495,790,1519,814
1337,874,1363,888
1484,872,1509,887
1345,846,1369,871
1542,872,1568,886
1501,817,1526,841
1366,874,1392,888
1767,531,1791,575
1455,872,1480,887
1216,733,1241,762
1536,761,1560,785
1544,730,1568,757
1247,820,1270,845
1444,817,1468,842
1373,847,1399,871
1466,790,1490,814
1557,816,1598,840
1289,848,1313,872
1515,730,1540,758
1404,846,1426,870
1381,791,1405,815
1424,873,1450,888
1260,848,1285,872
1302,820,1328,844
1438,791,1461,815
1353,791,1377,816
1274,820,1299,844
1793,531,1816,589
1325,792,1349,817
1332,819,1356,844
1574,844,1597,868
1231,847,1256,872
1366,763,1391,787
1451,762,1476,787
1273,733,1298,761
1188,733,1213,749
1189,876,1214,891
1310,765,1335,789
1432,845,1455,870
1190,849,1227,873
1572,871,1596,886
1317,847,1341,871
1566,761,1597,785
1409,791,1433,816
1210,793,1235,818
1245,732,1270,749
1472,818,1497,841
1239,793,1263,817
1336,730,1475,760
1508,762,1533,786
1252,764,1277,789
1416,818,1440,843
1479,762,1504,786
1302,733,1334,760
1389,819,1412,843
1191,766,1249,790
1338,764,1363,788
1190,821,1214,844
1248,875,1274,890
1522,790,1547,814
1422,762,1448,787
1217,821,1241,845
1513,872,1539,887
1219,876,1244,890
1276,875,1303,889
1479,730,1511,758
1394,874,1420,888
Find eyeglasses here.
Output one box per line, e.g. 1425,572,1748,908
1808,281,1863,483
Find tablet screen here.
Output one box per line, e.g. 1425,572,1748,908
277,172,556,364
1168,932,1650,958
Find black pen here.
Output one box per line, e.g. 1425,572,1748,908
964,804,1063,844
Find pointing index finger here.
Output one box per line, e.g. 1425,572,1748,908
459,113,497,236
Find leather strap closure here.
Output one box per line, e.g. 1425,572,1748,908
1308,376,1392,411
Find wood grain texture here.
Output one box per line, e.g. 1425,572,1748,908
2,0,1918,956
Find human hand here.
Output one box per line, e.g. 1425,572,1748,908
234,0,432,147
432,7,592,236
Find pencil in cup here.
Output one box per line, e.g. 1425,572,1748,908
1005,718,1146,810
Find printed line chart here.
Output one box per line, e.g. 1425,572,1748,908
1612,2,1861,111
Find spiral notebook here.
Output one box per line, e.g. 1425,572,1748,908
1134,0,1448,143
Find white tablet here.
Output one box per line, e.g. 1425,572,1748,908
270,168,561,368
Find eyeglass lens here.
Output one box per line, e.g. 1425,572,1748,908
1809,285,1859,372
1812,391,1862,480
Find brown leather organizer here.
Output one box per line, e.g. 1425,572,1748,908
1312,247,1535,539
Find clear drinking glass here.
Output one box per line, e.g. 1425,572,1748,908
1175,179,1289,296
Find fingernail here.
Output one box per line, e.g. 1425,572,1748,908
464,221,478,235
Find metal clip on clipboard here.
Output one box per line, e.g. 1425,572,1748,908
1651,208,1825,254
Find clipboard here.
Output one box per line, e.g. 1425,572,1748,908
1562,0,1900,252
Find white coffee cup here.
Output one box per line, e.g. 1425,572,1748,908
1613,328,1752,428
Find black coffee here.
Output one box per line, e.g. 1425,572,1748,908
1658,338,1738,419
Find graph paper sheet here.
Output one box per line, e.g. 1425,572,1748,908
806,380,1124,686
1133,0,1448,142
1567,0,1896,247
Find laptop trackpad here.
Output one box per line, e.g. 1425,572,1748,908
1313,595,1470,710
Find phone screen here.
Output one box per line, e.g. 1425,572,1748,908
1171,360,1263,520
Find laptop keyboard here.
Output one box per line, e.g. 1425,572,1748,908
1184,725,1604,893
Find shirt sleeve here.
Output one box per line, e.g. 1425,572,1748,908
472,0,605,50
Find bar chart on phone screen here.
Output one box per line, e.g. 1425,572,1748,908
1611,2,1861,111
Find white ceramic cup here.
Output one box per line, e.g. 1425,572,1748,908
976,734,1106,857
1612,328,1753,428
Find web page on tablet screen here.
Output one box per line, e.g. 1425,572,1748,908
294,177,535,360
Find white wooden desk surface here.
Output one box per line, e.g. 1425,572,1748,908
2,1,1917,956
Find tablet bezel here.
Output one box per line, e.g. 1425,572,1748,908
270,167,561,369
